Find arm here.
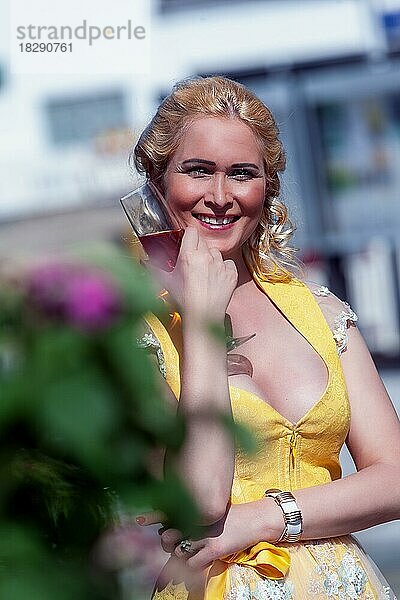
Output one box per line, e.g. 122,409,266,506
170,313,234,525
136,316,235,525
291,321,400,539
142,228,238,525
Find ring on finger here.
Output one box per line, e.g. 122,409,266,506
179,539,194,554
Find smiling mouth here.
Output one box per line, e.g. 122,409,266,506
192,213,240,226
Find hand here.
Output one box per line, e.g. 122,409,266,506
137,499,285,570
147,227,238,322
92,520,162,575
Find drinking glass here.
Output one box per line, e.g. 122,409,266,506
224,313,256,376
120,181,183,272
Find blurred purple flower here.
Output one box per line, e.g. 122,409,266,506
28,263,74,318
27,262,121,330
65,272,120,330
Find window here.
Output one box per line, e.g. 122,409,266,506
45,90,128,145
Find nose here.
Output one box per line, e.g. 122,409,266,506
204,172,233,209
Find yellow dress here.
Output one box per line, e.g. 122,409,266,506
139,273,397,600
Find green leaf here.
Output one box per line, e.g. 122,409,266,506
207,321,227,347
118,473,201,536
30,326,91,383
108,435,148,478
0,522,45,564
219,413,258,454
0,372,34,431
34,367,119,475
0,567,87,600
104,320,157,402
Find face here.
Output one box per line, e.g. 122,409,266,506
161,116,266,260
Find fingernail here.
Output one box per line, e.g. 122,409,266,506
135,516,145,525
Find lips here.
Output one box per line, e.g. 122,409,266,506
192,213,240,228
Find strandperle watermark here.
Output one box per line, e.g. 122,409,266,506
16,20,146,47
10,0,151,75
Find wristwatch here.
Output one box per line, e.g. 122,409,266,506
265,488,303,543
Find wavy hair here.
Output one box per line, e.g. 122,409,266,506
132,75,301,282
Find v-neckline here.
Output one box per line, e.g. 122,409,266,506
228,274,332,430
150,272,332,430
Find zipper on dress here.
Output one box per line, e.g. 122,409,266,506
288,431,299,486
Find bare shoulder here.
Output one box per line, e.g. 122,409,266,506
302,280,358,356
303,280,357,317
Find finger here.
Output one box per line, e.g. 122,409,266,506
208,247,222,261
135,510,166,526
179,227,199,253
195,231,210,252
160,528,183,553
187,547,215,570
223,258,238,277
174,539,203,560
223,258,236,269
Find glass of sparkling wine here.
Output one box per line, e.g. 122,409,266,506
120,181,184,272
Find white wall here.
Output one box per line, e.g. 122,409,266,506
154,0,376,86
0,0,380,216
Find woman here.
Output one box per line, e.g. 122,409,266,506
133,76,400,599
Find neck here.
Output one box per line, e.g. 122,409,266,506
223,248,254,290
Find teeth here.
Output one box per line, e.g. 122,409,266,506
195,214,237,225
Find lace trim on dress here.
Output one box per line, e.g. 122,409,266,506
136,324,167,379
312,286,358,356
224,563,294,600
152,581,189,600
332,304,359,357
304,540,389,600
313,285,331,298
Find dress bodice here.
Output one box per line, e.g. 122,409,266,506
143,274,351,503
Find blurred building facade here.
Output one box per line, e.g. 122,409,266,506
1,0,399,589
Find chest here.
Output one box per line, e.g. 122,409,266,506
226,287,329,425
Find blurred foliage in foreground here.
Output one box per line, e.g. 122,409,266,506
0,244,256,599
0,245,200,600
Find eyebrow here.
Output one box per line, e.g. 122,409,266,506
181,158,260,169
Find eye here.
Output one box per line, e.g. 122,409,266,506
229,168,255,180
185,166,211,177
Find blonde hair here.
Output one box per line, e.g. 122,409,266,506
132,75,301,282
